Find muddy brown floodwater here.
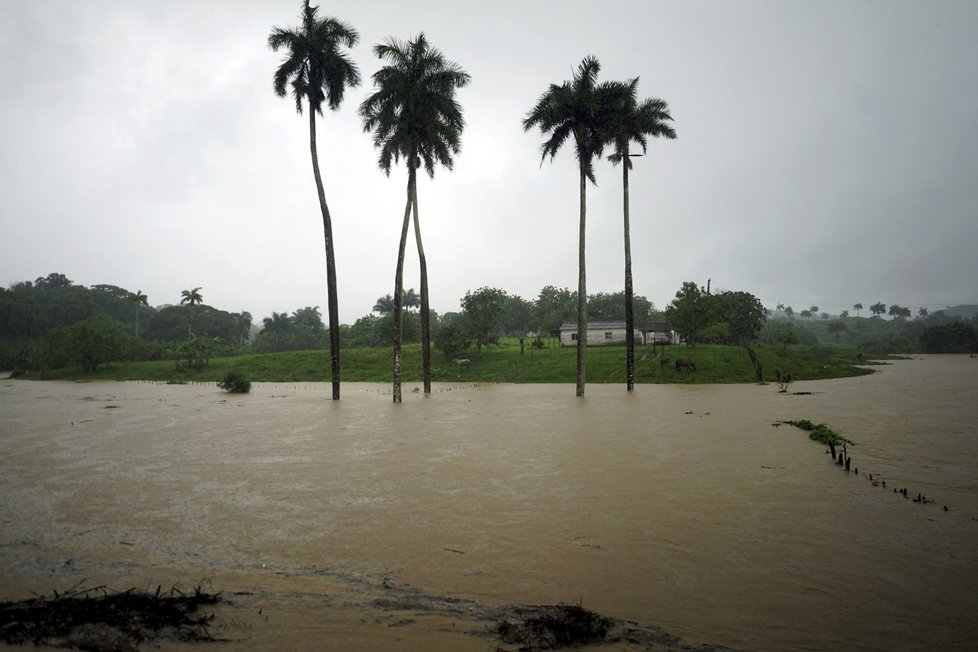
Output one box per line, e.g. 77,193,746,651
1,356,977,651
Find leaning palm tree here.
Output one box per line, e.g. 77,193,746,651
607,78,675,391
268,1,360,401
523,56,625,397
360,33,470,403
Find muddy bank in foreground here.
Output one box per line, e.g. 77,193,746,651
2,357,977,650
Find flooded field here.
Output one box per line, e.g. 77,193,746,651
1,356,977,651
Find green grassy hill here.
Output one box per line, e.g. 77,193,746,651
18,341,877,385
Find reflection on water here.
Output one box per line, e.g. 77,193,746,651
1,356,977,651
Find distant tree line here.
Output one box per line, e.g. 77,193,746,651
0,273,251,372
760,303,978,354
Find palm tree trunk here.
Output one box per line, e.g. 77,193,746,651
623,159,635,392
576,167,587,397
309,106,341,400
411,180,432,394
392,169,415,403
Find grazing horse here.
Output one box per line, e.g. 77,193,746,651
453,358,470,373
675,358,696,372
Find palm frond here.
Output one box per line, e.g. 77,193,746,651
360,32,469,179
267,2,360,115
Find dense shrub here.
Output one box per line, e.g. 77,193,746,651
217,371,251,393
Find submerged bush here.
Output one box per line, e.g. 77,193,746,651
785,419,849,445
217,371,251,393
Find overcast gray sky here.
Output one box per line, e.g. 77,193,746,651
2,0,976,324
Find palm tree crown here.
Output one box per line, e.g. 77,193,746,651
522,56,626,182
180,287,203,306
359,33,470,177
268,1,360,115
607,78,676,165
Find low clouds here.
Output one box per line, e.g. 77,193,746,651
1,1,975,322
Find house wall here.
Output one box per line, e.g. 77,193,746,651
560,328,642,347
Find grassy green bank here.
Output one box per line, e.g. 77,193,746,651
16,341,879,385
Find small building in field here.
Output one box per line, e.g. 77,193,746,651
644,321,675,345
558,321,641,347
557,321,675,347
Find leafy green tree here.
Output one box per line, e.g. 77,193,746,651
523,56,626,397
827,320,848,343
606,77,675,391
360,33,470,402
665,281,707,345
767,320,799,352
784,306,794,319
34,273,73,290
269,1,361,401
68,317,128,373
840,310,849,319
434,323,470,361
800,309,812,320
870,302,887,316
714,290,767,345
919,322,978,353
532,285,577,335
143,304,239,343
499,294,534,338
461,287,508,351
917,307,929,319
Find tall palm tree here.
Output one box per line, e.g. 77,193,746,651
180,287,203,338
268,1,360,401
853,302,863,316
360,33,470,403
129,290,148,338
607,78,675,391
523,56,625,397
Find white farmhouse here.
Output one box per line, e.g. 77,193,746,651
557,321,675,347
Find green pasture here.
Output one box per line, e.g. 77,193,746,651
19,339,877,385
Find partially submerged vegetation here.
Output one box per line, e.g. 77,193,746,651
782,419,851,446
0,584,223,651
14,341,876,385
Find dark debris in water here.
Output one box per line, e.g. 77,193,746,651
0,583,224,651
494,603,611,650
370,589,736,651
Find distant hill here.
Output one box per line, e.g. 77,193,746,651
942,305,978,319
